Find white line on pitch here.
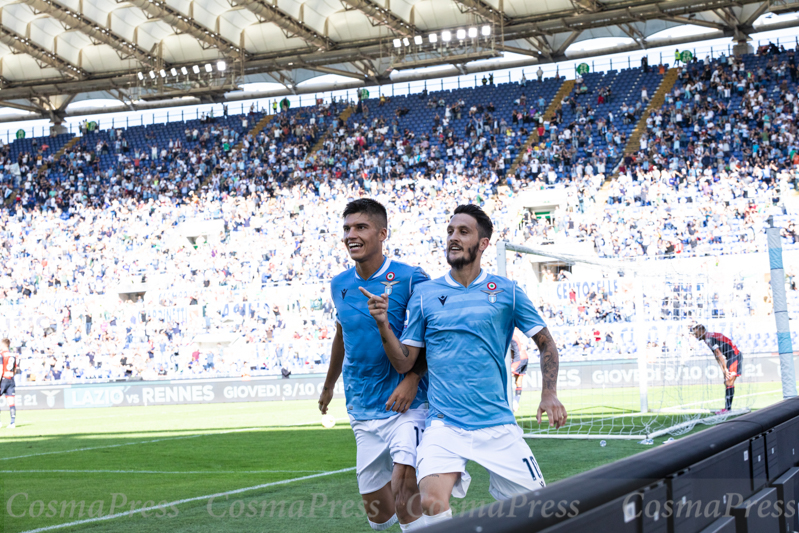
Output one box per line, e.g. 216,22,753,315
0,418,347,462
17,467,357,533
0,434,204,461
0,469,328,474
44,402,307,423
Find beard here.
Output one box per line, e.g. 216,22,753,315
446,242,479,270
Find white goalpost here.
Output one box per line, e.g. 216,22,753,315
497,240,767,441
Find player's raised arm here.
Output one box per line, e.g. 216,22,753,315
318,322,344,414
359,286,419,374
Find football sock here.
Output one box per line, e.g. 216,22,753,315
368,514,397,531
725,386,734,411
9,406,14,424
515,386,522,402
400,515,426,531
425,509,452,524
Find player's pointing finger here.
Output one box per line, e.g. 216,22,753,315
358,287,375,299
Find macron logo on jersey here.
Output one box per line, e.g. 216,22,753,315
438,295,448,306
341,289,347,299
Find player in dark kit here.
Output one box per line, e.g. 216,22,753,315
0,338,17,429
691,325,742,414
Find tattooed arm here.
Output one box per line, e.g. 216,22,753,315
532,327,568,428
532,328,559,392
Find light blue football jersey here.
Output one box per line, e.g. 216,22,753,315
400,270,546,430
331,257,429,421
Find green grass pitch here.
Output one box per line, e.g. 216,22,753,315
516,381,787,437
0,398,683,533
1,381,787,533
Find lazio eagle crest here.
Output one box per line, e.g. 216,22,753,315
481,281,503,303
381,271,399,295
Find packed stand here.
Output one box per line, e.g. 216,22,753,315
2,44,799,382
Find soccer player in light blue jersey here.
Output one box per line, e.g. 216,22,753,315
361,204,567,525
318,199,429,531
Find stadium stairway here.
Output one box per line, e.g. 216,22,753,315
2,133,77,207
623,67,679,156
55,136,80,159
587,69,677,213
508,78,573,177
232,113,274,152
308,104,354,155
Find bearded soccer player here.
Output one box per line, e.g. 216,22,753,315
691,324,742,413
0,338,17,429
318,199,430,531
361,204,567,524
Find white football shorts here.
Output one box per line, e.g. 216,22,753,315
416,421,545,501
349,406,428,494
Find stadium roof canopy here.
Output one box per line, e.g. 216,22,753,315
0,0,798,123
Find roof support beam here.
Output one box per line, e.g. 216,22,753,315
618,22,647,47
712,5,763,40
504,30,578,60
742,2,771,27
507,0,767,40
570,0,604,13
125,0,245,58
234,0,334,51
270,70,296,93
0,23,86,79
0,0,788,100
304,64,365,79
339,0,417,38
20,0,162,68
526,35,555,59
453,0,508,24
513,0,765,28
496,44,540,57
659,15,728,30
0,100,44,114
554,30,581,55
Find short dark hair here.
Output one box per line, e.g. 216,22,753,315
342,199,387,229
454,204,493,240
0,338,9,348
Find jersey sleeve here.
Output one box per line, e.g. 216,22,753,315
400,290,425,348
513,283,547,338
409,266,430,294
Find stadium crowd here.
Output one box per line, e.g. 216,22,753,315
0,42,797,384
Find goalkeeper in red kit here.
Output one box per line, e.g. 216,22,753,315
691,325,742,414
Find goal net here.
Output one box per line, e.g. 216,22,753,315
498,241,783,441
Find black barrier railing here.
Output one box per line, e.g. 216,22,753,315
425,397,799,533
